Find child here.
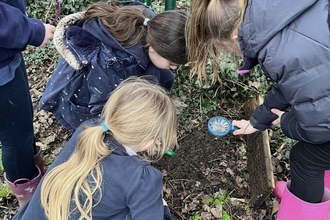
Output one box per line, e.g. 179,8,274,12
39,0,187,133
0,0,55,206
13,77,177,220
187,0,330,219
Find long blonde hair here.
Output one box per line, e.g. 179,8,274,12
41,77,178,220
186,0,248,84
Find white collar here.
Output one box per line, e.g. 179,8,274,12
123,145,137,156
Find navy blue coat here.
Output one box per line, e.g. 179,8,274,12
0,0,45,86
239,0,330,144
39,5,174,133
13,119,174,220
0,0,44,68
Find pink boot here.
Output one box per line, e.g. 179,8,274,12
276,182,330,220
4,166,42,207
325,171,330,189
274,181,286,199
275,181,330,201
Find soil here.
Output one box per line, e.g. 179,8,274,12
0,54,291,220
154,129,281,220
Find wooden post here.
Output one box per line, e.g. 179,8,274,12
244,94,274,208
141,0,176,10
165,0,176,10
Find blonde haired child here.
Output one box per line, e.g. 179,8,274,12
13,77,177,220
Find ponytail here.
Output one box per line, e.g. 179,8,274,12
84,1,151,47
187,0,246,84
41,126,112,220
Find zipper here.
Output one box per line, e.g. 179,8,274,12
66,40,88,66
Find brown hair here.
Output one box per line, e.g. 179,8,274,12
186,0,247,83
85,1,187,65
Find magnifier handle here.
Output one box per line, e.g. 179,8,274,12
230,125,239,132
165,150,177,157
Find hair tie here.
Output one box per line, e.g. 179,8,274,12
143,18,150,27
100,122,109,132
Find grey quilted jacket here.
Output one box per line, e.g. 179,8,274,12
238,0,330,144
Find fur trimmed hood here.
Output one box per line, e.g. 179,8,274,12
53,12,86,70
53,9,151,71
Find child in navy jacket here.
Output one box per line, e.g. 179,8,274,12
39,1,187,133
14,77,177,220
0,0,55,207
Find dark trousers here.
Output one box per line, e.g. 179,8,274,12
0,57,38,182
290,140,330,203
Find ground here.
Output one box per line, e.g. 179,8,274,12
155,128,282,220
0,57,292,220
0,111,289,220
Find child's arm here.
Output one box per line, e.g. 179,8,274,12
127,166,174,220
0,2,45,49
250,84,290,131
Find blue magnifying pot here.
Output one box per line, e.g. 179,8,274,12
207,116,238,137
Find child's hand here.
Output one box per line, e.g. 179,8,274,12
271,108,284,125
232,120,258,135
40,24,56,47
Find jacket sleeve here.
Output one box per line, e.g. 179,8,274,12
250,84,290,131
126,166,174,220
0,2,45,49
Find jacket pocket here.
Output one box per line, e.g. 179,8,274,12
61,99,94,131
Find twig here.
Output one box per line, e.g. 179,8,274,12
0,205,9,209
169,206,185,220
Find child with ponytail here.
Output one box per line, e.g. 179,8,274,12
13,77,178,220
187,0,330,219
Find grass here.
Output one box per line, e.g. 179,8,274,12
0,184,12,198
0,149,13,198
189,190,233,220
